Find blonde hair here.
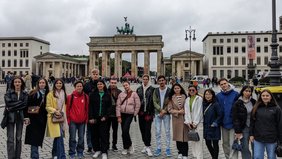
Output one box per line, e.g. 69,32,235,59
91,68,99,74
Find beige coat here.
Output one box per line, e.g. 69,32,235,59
168,94,189,142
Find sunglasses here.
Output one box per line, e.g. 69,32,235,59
189,89,196,92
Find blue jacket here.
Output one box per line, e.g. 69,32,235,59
216,88,238,129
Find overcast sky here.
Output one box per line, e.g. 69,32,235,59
0,0,281,71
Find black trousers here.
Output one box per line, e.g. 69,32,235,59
121,113,134,149
205,139,219,159
176,141,188,157
91,117,109,153
107,117,118,146
138,115,152,147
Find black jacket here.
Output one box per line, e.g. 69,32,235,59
232,98,256,133
89,91,112,120
107,87,122,117
83,79,98,95
136,85,155,115
250,103,282,143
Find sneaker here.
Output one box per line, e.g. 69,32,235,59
112,145,118,152
146,147,153,157
129,145,135,154
53,157,57,159
69,156,75,159
182,157,188,159
92,151,101,158
121,149,128,155
141,146,146,153
166,149,172,157
177,153,183,159
102,153,108,159
154,149,161,157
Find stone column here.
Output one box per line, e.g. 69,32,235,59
114,51,121,78
119,53,122,77
191,60,195,76
181,60,184,78
144,50,150,75
85,64,88,77
107,53,111,77
35,62,39,75
42,62,46,78
199,60,203,75
157,50,163,75
59,62,63,77
89,52,93,72
77,64,80,77
52,61,55,77
102,51,109,77
131,50,137,77
172,60,176,77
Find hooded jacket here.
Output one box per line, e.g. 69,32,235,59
136,81,155,115
216,84,239,129
66,90,89,124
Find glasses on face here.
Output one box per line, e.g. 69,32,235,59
189,89,196,92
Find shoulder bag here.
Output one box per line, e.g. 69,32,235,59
52,104,64,123
27,97,44,114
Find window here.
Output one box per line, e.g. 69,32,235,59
234,38,238,43
257,46,261,53
8,43,11,47
280,56,282,64
235,70,239,77
227,57,231,65
227,39,231,43
185,63,188,67
50,64,52,68
220,70,224,78
2,43,5,47
241,38,246,43
220,39,224,43
279,37,282,42
213,39,217,43
14,43,17,47
25,60,29,67
220,57,224,65
8,50,11,56
242,46,246,53
256,38,260,42
213,46,224,55
213,70,217,77
234,47,238,53
14,50,17,56
227,70,232,79
20,43,23,47
242,70,246,78
8,60,11,67
25,43,29,47
257,57,261,65
14,60,17,67
264,46,268,53
264,37,268,42
235,57,238,65
212,57,216,65
227,46,231,53
40,46,43,50
280,46,282,53
20,60,23,67
2,60,5,67
242,57,246,65
2,50,5,56
264,57,268,65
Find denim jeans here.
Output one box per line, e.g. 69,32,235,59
31,145,39,159
253,140,277,159
154,114,171,150
86,123,92,149
52,128,66,159
222,128,235,159
69,121,85,157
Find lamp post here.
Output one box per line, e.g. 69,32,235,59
185,26,196,81
268,0,281,86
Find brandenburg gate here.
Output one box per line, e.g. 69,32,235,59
87,18,164,78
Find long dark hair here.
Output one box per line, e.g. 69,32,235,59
252,89,278,118
239,85,253,98
10,76,25,91
96,79,108,93
203,89,216,103
169,83,187,100
30,78,49,96
52,78,67,103
188,85,199,97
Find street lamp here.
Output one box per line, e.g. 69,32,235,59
267,0,281,86
185,26,196,80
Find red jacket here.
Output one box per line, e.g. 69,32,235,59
66,90,89,124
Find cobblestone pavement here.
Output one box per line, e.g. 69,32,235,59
0,83,240,159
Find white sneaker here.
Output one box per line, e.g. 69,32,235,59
102,153,108,159
141,146,146,153
177,153,183,159
146,147,153,157
92,151,101,158
122,149,128,155
182,156,188,159
129,145,135,154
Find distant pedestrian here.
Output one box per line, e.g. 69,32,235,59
25,78,49,159
4,72,13,91
203,89,223,159
167,83,188,159
4,76,28,159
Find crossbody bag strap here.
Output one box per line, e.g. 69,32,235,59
204,103,212,115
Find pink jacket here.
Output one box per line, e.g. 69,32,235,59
116,91,141,117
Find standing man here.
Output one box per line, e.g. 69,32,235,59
107,77,122,151
83,68,100,153
136,74,155,157
216,78,239,159
4,71,12,91
153,75,172,157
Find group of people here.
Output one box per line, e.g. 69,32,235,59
2,68,282,159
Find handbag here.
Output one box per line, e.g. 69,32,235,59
1,113,8,129
187,129,200,141
52,111,65,123
276,142,282,157
27,97,44,114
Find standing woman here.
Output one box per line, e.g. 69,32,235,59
250,89,282,159
116,81,141,155
232,86,256,159
25,78,49,159
46,79,67,159
167,83,188,159
184,85,203,159
89,79,111,159
4,76,28,159
203,89,223,159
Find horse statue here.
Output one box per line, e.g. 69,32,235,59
116,26,124,34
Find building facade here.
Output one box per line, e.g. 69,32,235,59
202,31,282,79
0,37,50,79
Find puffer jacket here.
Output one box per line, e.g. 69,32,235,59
116,91,141,117
136,85,155,115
